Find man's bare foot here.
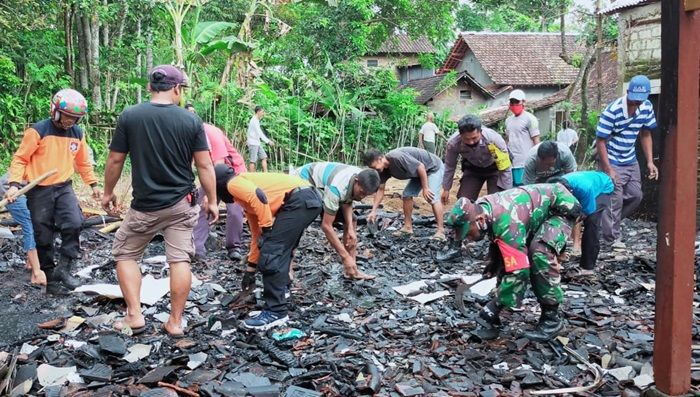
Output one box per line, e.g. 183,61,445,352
162,319,185,337
31,271,47,286
114,313,146,333
344,268,376,281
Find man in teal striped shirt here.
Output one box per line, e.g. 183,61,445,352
298,162,380,280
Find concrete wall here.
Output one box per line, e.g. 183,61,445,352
618,3,661,92
360,55,431,83
360,55,422,69
426,80,488,121
534,107,554,137
457,51,494,87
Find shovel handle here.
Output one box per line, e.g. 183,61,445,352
0,169,58,210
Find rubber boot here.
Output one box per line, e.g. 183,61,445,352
54,256,81,290
524,305,565,342
471,299,502,341
45,269,71,296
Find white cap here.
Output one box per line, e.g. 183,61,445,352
509,89,526,101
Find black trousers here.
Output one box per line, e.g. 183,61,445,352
258,187,322,315
580,194,611,270
25,181,83,272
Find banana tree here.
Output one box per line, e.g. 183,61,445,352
158,0,208,67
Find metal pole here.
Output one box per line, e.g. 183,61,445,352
654,1,700,394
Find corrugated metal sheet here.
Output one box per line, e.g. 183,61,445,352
601,0,658,15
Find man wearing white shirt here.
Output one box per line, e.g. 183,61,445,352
247,105,275,172
418,112,443,154
556,121,579,151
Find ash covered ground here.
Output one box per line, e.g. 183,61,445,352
0,208,698,397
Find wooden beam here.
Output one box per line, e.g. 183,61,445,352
686,0,700,11
654,2,700,395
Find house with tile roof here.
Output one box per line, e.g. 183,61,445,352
406,32,584,135
439,32,582,105
361,34,436,85
479,51,619,130
401,71,501,122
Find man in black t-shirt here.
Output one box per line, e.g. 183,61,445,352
102,65,219,338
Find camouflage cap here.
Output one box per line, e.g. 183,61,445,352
447,197,477,241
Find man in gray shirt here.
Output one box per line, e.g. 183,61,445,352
522,141,577,185
364,147,446,240
505,89,540,186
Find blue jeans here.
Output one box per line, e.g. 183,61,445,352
512,168,524,186
402,163,445,204
6,195,36,252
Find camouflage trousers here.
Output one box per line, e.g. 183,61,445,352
497,215,573,308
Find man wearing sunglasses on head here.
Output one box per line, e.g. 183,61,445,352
5,89,101,295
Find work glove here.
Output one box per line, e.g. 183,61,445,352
241,271,256,292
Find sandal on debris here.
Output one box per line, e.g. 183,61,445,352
430,232,447,242
392,229,413,238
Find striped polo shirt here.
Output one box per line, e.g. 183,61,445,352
297,162,359,215
596,96,657,165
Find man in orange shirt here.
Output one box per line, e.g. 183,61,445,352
5,89,101,295
214,164,322,330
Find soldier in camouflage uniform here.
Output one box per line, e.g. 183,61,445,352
447,183,582,341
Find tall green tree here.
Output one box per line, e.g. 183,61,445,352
457,0,568,33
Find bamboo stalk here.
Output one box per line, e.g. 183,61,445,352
0,169,58,210
99,221,122,234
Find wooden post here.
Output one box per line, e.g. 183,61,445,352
653,1,700,395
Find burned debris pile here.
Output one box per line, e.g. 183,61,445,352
0,211,696,396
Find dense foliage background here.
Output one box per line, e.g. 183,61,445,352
0,0,610,171
0,0,462,171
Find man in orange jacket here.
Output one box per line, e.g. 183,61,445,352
5,89,101,295
215,164,322,330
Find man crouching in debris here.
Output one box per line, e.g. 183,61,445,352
297,162,380,280
446,183,582,341
364,147,446,240
214,165,323,330
548,171,614,276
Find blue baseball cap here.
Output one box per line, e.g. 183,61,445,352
627,75,651,102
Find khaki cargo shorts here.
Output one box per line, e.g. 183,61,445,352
112,197,200,263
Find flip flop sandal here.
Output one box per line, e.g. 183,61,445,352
392,230,413,238
113,320,146,336
430,233,447,241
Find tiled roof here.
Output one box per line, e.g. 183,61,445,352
402,75,445,104
480,50,620,126
601,0,658,15
401,71,494,105
440,32,582,87
376,34,436,54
